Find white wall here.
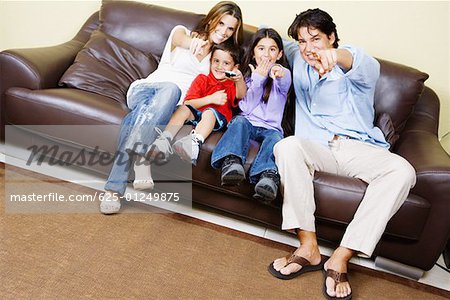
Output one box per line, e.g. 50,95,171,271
1,0,449,137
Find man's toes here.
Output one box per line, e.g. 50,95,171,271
273,258,287,271
343,283,351,297
279,263,301,276
336,283,351,298
326,277,337,297
336,284,344,297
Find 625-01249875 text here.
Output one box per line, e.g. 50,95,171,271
100,192,180,202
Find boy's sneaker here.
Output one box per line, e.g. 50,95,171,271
150,128,173,162
221,155,245,186
173,130,202,165
253,170,280,205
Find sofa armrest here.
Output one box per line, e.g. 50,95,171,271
397,85,449,175
0,40,86,91
392,87,450,269
395,113,450,206
395,85,450,196
0,12,100,142
400,87,440,135
0,12,99,91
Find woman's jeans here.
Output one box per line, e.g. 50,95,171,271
211,116,283,184
104,81,181,195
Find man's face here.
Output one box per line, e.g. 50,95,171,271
297,26,335,67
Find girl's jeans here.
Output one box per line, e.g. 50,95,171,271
104,81,181,195
211,115,283,184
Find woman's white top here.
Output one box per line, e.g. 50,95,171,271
127,25,211,106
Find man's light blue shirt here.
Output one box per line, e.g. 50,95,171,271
284,41,389,148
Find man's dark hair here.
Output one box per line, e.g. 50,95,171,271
287,8,340,48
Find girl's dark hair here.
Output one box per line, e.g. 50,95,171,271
241,28,289,102
193,1,244,47
211,42,241,65
287,8,339,48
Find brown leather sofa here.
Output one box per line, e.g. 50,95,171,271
1,0,449,279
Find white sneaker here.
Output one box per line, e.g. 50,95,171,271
173,130,201,165
150,127,173,161
99,191,121,215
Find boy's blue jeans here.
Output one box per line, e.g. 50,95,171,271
211,116,283,184
104,81,181,195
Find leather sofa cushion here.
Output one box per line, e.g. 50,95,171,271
313,172,430,240
5,87,127,126
376,112,399,149
59,30,157,104
374,59,429,134
192,131,430,241
5,87,127,153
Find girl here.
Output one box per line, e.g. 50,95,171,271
211,28,291,204
101,1,243,214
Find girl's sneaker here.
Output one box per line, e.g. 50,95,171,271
221,155,245,186
254,170,280,204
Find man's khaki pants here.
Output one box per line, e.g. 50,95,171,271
274,136,416,257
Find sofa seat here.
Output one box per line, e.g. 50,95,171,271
193,133,431,242
5,87,128,154
6,87,126,126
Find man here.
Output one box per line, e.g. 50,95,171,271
268,9,416,300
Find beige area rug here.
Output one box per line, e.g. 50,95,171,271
1,163,448,299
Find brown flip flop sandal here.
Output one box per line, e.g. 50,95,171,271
322,268,353,300
268,253,324,280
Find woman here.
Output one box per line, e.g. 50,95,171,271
101,1,243,214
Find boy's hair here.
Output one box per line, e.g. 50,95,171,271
287,8,340,48
211,42,242,65
193,1,244,47
241,28,289,102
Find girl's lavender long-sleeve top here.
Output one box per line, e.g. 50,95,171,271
238,66,291,134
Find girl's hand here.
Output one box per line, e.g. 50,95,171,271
270,65,285,79
228,67,243,83
208,90,227,105
249,59,274,77
189,37,208,56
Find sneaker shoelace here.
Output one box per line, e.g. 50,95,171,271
223,155,240,168
261,170,280,185
191,130,202,147
154,127,173,155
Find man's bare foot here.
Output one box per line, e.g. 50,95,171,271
324,247,353,298
272,243,322,276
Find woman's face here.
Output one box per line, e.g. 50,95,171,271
253,37,282,66
209,14,239,44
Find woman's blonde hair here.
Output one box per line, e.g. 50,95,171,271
193,1,243,46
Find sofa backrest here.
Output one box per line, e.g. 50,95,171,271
96,0,430,137
99,0,204,60
99,1,255,60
